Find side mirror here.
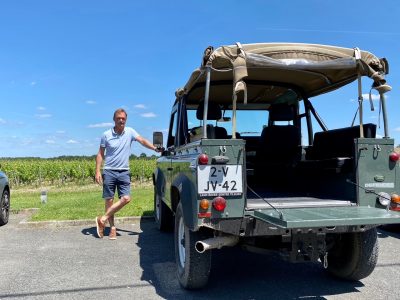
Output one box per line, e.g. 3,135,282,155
153,132,163,148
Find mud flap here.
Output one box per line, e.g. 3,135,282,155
253,206,400,228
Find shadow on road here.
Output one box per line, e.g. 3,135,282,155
378,225,400,239
137,219,364,300
81,226,140,238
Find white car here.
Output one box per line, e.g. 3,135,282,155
0,171,10,226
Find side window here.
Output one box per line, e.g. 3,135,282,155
167,111,178,147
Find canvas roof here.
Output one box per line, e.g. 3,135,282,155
177,43,390,106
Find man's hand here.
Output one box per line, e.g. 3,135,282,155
95,171,103,185
155,146,164,153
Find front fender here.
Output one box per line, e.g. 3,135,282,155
153,168,166,201
172,173,198,231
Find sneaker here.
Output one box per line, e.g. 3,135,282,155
109,227,117,240
96,216,105,238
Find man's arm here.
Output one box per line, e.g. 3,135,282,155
135,136,160,152
95,147,105,184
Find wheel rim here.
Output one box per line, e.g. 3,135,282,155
178,216,186,268
1,192,9,219
155,193,160,221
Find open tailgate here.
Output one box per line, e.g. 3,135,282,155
253,206,400,229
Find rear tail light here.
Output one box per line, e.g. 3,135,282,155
389,152,400,162
390,194,400,211
391,194,400,204
199,199,210,210
212,196,226,211
198,153,209,165
198,199,211,218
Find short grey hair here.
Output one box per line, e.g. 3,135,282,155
113,108,128,120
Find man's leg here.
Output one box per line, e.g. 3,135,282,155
96,170,116,238
100,170,131,224
105,198,114,227
105,198,117,240
100,195,131,224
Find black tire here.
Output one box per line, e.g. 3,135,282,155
0,189,10,226
174,202,211,289
154,186,173,231
326,228,378,281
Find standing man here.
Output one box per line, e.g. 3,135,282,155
95,108,159,239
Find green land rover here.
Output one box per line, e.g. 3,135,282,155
152,42,400,289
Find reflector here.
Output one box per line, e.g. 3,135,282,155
198,153,209,165
389,152,400,162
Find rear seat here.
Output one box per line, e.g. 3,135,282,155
300,123,376,172
190,101,227,141
255,104,301,182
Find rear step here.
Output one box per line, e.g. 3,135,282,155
253,206,400,228
246,197,354,209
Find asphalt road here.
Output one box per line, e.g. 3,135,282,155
0,213,400,300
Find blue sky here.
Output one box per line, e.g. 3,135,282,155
0,0,399,157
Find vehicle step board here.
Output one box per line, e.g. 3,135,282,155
253,206,400,228
246,198,354,209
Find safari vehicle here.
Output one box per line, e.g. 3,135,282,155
152,42,400,289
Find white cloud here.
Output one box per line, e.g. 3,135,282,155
362,93,380,101
67,139,78,144
394,127,400,132
56,130,66,134
37,106,46,111
88,122,113,128
141,112,156,118
0,118,6,124
35,114,52,119
86,100,96,105
376,134,383,138
21,138,33,146
45,140,55,144
30,81,37,86
134,104,146,109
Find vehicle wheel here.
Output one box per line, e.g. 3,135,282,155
326,228,378,281
154,186,173,231
0,189,10,226
174,202,211,289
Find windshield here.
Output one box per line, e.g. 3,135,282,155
187,109,269,137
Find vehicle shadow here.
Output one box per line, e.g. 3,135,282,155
137,219,363,300
379,225,400,239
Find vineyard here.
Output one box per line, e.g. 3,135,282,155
0,157,156,187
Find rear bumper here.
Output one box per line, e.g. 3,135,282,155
200,214,380,237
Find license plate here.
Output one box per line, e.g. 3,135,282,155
197,165,243,196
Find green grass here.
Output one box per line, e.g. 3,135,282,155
11,184,154,221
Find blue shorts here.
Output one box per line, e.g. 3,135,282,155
102,169,131,199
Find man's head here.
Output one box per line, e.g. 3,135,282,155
113,108,127,133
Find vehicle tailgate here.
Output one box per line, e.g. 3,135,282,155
253,206,400,228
